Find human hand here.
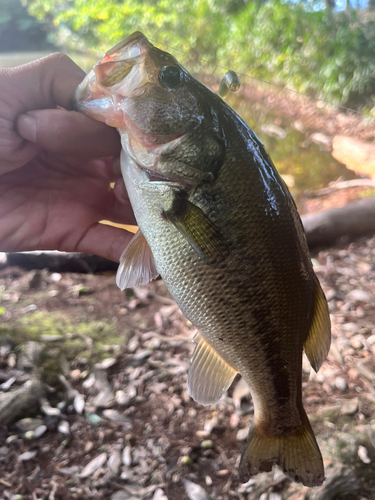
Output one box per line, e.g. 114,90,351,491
0,53,135,262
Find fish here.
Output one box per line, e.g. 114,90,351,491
74,31,331,487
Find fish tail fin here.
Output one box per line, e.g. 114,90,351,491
239,410,324,487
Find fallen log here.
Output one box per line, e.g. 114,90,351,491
1,197,375,274
0,250,118,273
301,196,375,248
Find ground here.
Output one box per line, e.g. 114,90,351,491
1,232,375,500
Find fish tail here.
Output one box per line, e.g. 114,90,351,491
239,410,324,487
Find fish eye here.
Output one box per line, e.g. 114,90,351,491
158,65,183,89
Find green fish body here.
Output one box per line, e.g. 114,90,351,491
74,32,331,487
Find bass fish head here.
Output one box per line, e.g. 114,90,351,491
74,31,226,186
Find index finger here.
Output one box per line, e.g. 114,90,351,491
10,52,85,111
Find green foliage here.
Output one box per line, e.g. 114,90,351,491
27,0,375,106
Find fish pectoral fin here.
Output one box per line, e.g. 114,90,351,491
116,229,159,291
239,410,324,487
304,277,331,372
164,197,230,266
187,333,238,405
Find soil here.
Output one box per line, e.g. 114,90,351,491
1,233,375,499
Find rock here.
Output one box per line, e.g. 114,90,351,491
19,450,38,461
196,430,210,439
204,416,218,433
358,445,371,464
102,410,132,427
69,369,81,381
73,393,85,414
58,420,70,435
115,390,133,406
95,358,117,370
40,334,64,342
349,336,364,350
24,431,35,440
341,398,359,416
50,272,62,283
200,440,213,449
132,349,152,362
6,435,18,445
342,323,359,336
232,377,251,409
16,418,43,432
0,376,16,390
180,455,192,465
82,372,96,389
79,453,107,478
183,480,209,500
20,304,37,314
84,441,94,454
335,377,347,391
122,445,132,466
85,412,103,425
108,449,122,475
367,335,375,346
237,427,250,442
153,489,168,500
348,289,372,303
111,491,136,500
40,398,62,417
325,289,336,302
34,425,47,439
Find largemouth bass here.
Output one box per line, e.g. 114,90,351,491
74,32,331,487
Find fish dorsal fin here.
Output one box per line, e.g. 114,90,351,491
187,333,238,405
164,196,230,266
304,278,331,372
116,229,158,291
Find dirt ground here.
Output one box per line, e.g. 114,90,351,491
1,231,375,500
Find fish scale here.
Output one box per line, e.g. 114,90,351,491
74,31,331,487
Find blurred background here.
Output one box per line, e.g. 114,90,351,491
1,0,375,209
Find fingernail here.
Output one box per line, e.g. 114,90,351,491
17,113,37,142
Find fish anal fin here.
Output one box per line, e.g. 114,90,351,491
304,278,331,372
164,195,229,266
239,411,324,487
187,333,237,406
116,229,158,291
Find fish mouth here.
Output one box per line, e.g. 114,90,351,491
73,32,152,113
